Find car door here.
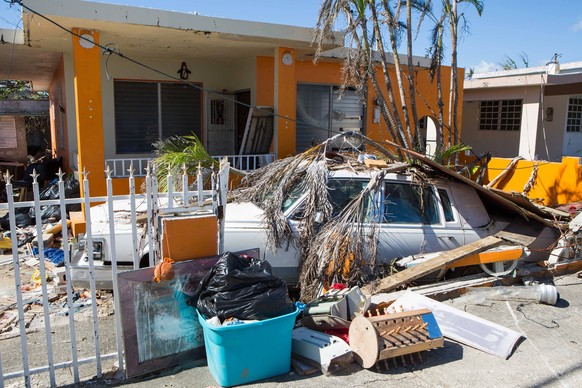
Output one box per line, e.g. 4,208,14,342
375,179,462,263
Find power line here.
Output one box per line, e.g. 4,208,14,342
5,0,343,139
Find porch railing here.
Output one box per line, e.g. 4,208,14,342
105,154,274,178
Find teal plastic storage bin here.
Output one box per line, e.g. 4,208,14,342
197,308,299,387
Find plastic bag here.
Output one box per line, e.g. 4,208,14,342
193,252,295,321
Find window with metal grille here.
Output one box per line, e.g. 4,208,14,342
479,99,522,131
566,96,582,132
114,80,202,154
296,84,364,152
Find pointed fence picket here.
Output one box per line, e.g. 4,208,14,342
0,160,229,387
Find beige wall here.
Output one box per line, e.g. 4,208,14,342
460,99,521,158
538,95,568,160
99,56,257,159
462,84,579,161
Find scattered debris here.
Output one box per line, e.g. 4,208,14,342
291,327,353,375
390,291,523,359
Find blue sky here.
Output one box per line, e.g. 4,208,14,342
1,1,582,73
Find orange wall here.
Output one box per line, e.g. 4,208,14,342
484,156,582,206
71,29,106,197
49,57,70,172
275,47,297,158
294,58,461,151
256,56,275,107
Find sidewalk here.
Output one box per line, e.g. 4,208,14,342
80,271,582,388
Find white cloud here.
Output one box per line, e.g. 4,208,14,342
473,60,498,74
572,17,582,32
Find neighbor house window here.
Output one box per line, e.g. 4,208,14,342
0,116,17,148
566,96,582,132
114,80,202,154
479,99,522,131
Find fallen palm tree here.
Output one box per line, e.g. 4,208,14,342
230,132,566,301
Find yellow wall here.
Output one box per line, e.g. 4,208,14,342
483,156,582,206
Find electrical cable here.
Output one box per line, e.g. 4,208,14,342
5,0,342,137
4,0,566,167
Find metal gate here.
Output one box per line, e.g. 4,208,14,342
0,159,229,387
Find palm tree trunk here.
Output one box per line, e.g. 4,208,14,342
381,0,414,148
369,2,408,147
448,0,459,149
406,0,421,151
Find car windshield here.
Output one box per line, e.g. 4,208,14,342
328,178,371,217
282,185,306,213
282,177,372,219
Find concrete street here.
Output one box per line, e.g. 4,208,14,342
80,271,582,388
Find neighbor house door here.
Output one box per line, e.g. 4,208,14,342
562,96,582,157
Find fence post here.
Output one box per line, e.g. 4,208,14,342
105,166,125,373
31,170,57,387
3,171,31,388
82,169,102,378
57,169,80,384
129,163,140,270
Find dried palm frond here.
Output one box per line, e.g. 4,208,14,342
299,170,387,301
230,132,410,300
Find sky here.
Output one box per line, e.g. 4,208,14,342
1,0,582,73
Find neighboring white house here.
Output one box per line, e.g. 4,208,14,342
461,61,582,161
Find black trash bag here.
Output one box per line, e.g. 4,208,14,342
192,251,295,321
0,212,34,229
29,205,62,224
28,176,81,223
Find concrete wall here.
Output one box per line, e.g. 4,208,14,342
461,85,546,159
536,95,568,161
0,115,28,162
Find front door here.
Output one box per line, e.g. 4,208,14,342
205,91,235,155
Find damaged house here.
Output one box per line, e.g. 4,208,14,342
0,0,460,198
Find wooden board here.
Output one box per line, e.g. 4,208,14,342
239,106,274,155
362,235,505,295
349,315,380,368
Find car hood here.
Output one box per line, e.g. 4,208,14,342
225,202,265,222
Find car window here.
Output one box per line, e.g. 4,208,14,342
328,178,371,218
438,188,455,222
282,185,306,213
383,182,440,224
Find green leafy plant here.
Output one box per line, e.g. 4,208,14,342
151,133,218,192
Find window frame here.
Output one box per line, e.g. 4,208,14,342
113,80,203,155
566,96,582,133
478,99,522,131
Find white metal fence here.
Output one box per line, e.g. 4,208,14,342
0,160,229,387
105,153,274,177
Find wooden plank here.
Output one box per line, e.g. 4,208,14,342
362,235,504,295
378,338,444,360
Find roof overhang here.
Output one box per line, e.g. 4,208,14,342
1,0,344,91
